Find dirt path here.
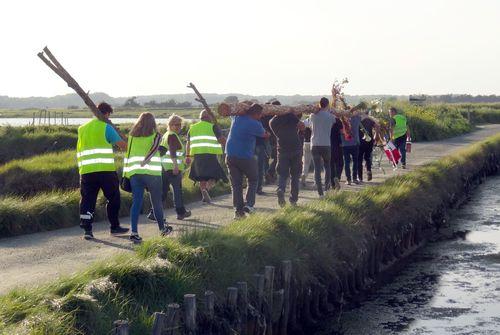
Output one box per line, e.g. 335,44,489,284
1,125,498,295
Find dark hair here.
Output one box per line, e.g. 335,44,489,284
390,107,397,113
98,102,113,115
320,97,329,108
246,103,263,116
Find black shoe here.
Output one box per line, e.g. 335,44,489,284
110,226,129,235
353,179,361,185
177,210,192,220
402,164,407,169
147,210,156,221
161,226,173,236
367,171,373,181
234,211,246,220
83,231,94,240
129,234,142,243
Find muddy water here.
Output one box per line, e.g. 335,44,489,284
324,176,500,335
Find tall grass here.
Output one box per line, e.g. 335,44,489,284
1,133,498,335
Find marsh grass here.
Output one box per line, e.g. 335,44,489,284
1,133,498,335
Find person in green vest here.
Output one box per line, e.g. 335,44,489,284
186,110,228,203
124,112,173,243
390,107,411,169
77,102,129,240
145,114,191,220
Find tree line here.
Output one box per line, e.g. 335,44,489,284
123,96,193,108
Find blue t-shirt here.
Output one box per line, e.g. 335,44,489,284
341,115,361,147
105,125,122,145
226,115,265,159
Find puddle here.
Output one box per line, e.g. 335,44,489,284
320,176,500,335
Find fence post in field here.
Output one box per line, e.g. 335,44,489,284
227,286,239,331
112,320,129,335
253,273,265,314
184,294,197,334
237,282,248,335
32,112,36,126
151,312,168,335
204,290,215,320
166,303,180,335
38,110,42,125
264,266,275,335
48,110,51,125
280,260,292,335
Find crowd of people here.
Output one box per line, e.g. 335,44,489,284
77,99,409,242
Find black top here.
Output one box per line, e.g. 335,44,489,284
330,116,343,147
269,113,301,153
360,117,376,144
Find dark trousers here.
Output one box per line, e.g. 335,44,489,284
277,150,302,203
162,170,187,215
312,146,332,195
357,141,374,181
79,171,121,231
255,143,268,192
394,135,407,165
267,137,278,178
343,145,359,181
226,156,258,212
330,145,343,183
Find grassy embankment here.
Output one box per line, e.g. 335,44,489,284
0,133,498,335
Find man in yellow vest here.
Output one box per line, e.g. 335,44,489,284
77,102,129,240
390,107,410,169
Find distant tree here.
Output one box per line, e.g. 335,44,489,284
224,95,239,103
144,100,158,108
123,96,141,108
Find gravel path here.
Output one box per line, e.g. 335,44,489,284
1,125,498,295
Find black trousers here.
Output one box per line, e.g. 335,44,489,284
277,150,302,203
79,171,121,231
330,145,343,183
358,141,374,181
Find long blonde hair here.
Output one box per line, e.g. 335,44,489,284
167,114,183,131
130,112,157,137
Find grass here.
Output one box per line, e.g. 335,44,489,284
1,133,498,335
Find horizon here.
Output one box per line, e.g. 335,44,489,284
1,0,499,98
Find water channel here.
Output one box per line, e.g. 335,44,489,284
0,118,172,126
321,175,500,335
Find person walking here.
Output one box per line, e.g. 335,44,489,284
270,111,304,207
340,110,362,185
310,97,338,197
146,114,191,221
226,103,268,219
300,116,313,187
357,111,378,181
390,107,410,169
265,100,281,185
77,102,129,240
186,110,228,203
330,115,344,183
124,112,172,243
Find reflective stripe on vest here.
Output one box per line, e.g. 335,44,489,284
76,119,116,175
393,114,407,139
161,131,186,171
124,134,162,178
189,121,223,155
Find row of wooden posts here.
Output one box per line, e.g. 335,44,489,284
31,109,70,126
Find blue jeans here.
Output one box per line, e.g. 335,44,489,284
394,135,407,165
343,145,359,181
130,174,165,234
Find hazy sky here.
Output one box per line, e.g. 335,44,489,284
1,0,499,97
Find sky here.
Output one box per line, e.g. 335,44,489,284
0,0,499,97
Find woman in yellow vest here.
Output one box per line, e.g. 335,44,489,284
124,112,173,243
186,110,228,203
389,107,411,169
146,114,191,220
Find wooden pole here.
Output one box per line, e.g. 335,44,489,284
280,261,292,335
32,112,35,126
112,320,129,335
184,294,197,334
253,274,265,313
186,82,217,124
264,266,275,335
48,110,51,126
151,312,168,335
237,282,249,335
166,303,180,335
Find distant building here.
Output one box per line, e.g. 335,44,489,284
409,95,427,105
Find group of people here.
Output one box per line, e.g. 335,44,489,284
77,99,409,241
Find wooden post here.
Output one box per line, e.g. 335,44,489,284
38,110,42,125
151,312,168,335
253,274,265,312
204,290,215,320
312,284,321,318
280,261,292,335
32,112,35,126
184,294,197,334
112,320,129,335
264,266,275,335
237,282,248,335
227,287,240,333
48,111,51,126
166,303,180,335
272,289,284,334
303,287,314,326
